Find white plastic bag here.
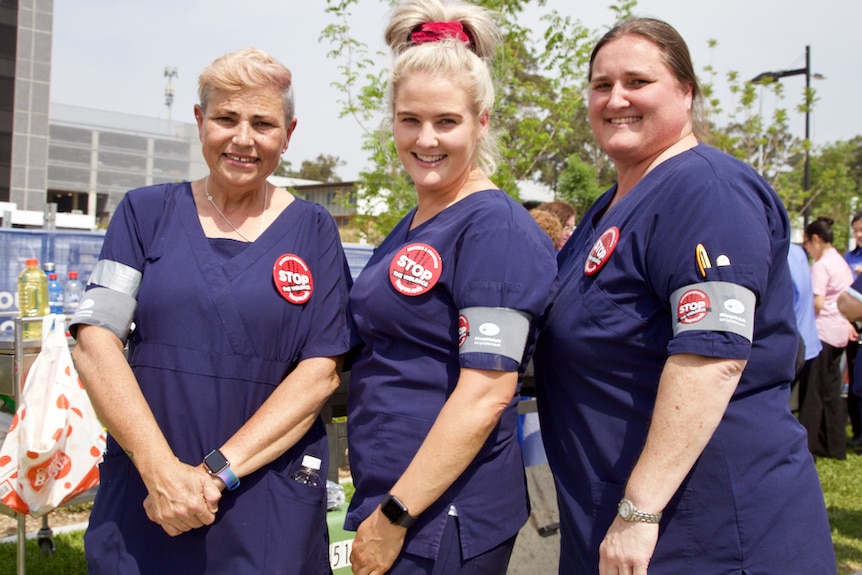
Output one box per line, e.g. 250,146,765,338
0,315,105,517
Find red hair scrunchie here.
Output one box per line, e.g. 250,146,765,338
410,21,473,47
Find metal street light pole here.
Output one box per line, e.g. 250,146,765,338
751,45,812,226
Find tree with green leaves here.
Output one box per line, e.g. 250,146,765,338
785,137,861,249
321,1,413,243
321,0,633,241
703,48,862,247
322,0,857,246
274,153,346,182
555,153,603,219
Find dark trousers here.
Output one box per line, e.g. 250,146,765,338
847,339,862,439
386,514,517,575
799,341,847,459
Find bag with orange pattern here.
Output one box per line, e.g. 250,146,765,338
0,315,105,517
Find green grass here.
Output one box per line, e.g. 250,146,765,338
1,457,861,574
0,531,88,575
817,447,862,574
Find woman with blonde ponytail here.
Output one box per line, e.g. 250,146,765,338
344,1,556,573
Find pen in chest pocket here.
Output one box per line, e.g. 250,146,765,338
695,243,711,278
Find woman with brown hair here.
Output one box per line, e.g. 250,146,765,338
535,17,835,575
538,200,576,250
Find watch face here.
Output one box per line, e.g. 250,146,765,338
204,449,229,473
618,499,633,520
381,495,406,523
380,494,416,527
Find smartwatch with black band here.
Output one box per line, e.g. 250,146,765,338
380,493,417,528
203,448,240,491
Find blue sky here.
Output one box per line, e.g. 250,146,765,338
50,0,862,181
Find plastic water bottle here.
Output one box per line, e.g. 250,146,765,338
17,258,49,340
64,270,84,314
326,479,346,510
44,262,66,315
291,455,322,487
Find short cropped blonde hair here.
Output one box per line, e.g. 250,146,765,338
198,47,295,124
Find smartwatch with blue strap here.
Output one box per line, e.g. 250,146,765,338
203,448,240,491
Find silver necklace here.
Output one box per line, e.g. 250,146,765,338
205,176,268,242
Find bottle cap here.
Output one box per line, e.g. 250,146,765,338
68,271,79,279
49,273,58,280
44,262,56,272
25,258,38,266
301,455,321,471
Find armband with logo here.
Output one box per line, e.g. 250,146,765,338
458,306,531,363
671,281,755,341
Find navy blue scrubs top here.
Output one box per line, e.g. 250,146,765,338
346,189,556,561
75,182,352,574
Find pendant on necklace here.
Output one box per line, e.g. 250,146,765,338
204,176,269,242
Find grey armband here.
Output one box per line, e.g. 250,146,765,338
69,287,137,343
88,259,142,297
458,306,531,364
671,281,756,342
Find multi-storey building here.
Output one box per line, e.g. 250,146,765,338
1,1,356,231
2,0,53,217
45,103,208,227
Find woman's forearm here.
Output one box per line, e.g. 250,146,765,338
218,356,342,477
623,353,745,513
72,324,176,476
387,368,518,517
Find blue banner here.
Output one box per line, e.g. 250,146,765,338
1,233,373,334
0,229,106,333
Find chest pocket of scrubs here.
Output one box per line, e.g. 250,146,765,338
579,276,660,341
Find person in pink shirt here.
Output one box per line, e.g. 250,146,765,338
800,216,854,459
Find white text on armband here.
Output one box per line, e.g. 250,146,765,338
68,287,137,342
89,259,142,297
671,281,756,341
458,307,531,364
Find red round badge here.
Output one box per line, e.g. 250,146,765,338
273,254,314,305
389,243,442,296
458,314,469,347
677,289,710,324
584,226,620,276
